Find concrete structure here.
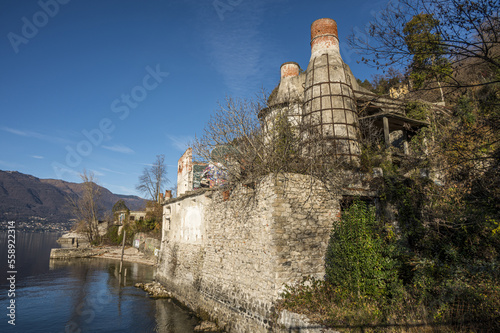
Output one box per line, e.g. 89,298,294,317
177,148,208,196
133,232,161,257
129,210,146,222
303,18,361,163
56,232,90,248
159,190,173,204
260,19,449,162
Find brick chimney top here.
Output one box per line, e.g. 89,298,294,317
310,18,339,57
280,62,300,79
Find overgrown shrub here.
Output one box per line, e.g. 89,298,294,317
325,201,401,298
104,224,135,246
105,225,121,245
405,101,429,121
135,218,159,233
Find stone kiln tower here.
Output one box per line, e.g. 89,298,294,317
261,18,361,165
303,18,360,163
259,61,303,146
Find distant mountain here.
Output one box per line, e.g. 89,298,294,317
0,170,145,223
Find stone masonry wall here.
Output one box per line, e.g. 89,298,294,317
156,173,340,332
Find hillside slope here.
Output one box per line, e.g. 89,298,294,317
0,170,144,223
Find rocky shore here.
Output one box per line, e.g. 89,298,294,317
134,282,220,332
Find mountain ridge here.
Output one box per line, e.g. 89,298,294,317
0,170,145,224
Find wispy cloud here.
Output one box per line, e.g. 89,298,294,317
101,144,135,154
1,127,71,145
90,169,105,177
31,155,44,159
167,134,192,151
200,2,267,94
100,167,127,175
103,183,139,196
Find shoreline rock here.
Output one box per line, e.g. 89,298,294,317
134,281,172,298
194,321,220,332
134,282,221,332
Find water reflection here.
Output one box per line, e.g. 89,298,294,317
0,231,61,282
154,299,201,333
49,258,200,332
0,232,199,332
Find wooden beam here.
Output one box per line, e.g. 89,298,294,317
403,129,410,155
359,112,429,127
383,117,390,149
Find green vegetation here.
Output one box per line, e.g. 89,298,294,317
104,216,160,246
105,225,124,245
279,94,500,329
403,13,452,93
405,101,429,121
325,201,400,299
278,191,500,331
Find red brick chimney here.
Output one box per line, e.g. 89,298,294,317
310,18,339,58
164,190,172,200
280,62,300,79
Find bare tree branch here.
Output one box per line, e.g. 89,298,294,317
136,154,168,203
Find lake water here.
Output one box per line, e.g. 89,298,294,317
0,231,200,332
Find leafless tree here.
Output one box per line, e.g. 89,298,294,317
136,154,168,204
191,94,361,197
192,95,266,186
68,170,102,244
348,0,499,90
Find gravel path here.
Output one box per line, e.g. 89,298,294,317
91,246,157,266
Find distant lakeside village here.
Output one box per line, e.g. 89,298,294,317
0,218,72,232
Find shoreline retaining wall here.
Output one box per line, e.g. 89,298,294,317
156,173,340,332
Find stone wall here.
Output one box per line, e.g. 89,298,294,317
156,173,340,332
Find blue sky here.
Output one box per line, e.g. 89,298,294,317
0,0,387,197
